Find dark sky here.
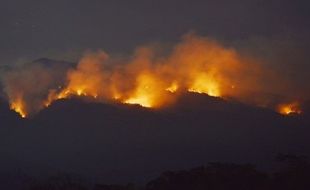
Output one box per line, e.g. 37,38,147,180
0,0,309,65
1,1,310,186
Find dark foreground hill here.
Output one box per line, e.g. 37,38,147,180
0,93,309,189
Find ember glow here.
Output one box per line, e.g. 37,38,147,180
277,102,302,115
10,97,27,118
2,34,304,117
165,82,178,93
122,73,163,108
188,73,220,97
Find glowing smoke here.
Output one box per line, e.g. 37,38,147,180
1,34,304,117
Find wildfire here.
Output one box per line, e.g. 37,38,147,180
124,96,152,108
277,102,302,115
166,82,178,93
3,34,305,118
122,73,171,108
188,73,221,97
10,98,27,118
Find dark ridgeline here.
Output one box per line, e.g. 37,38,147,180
0,86,310,189
144,155,310,190
10,155,310,190
145,163,269,190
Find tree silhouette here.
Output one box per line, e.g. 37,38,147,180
6,155,310,190
272,154,310,190
146,163,269,190
93,183,135,190
25,173,87,190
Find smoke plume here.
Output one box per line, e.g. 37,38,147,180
1,34,304,117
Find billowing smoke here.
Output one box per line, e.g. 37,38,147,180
0,34,305,117
1,59,74,117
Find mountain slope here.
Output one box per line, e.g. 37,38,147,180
0,92,309,184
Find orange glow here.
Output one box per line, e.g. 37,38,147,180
187,73,221,97
43,51,111,106
124,96,152,108
166,82,179,93
277,102,302,115
41,35,303,113
10,98,27,118
3,34,304,118
123,73,170,108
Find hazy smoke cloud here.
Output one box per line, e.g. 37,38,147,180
0,34,306,117
1,59,74,116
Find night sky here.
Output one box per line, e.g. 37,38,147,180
0,0,309,65
1,0,310,188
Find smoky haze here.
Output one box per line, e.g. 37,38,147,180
0,0,309,116
0,1,310,189
0,34,307,117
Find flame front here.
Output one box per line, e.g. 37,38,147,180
10,98,27,118
122,73,172,108
188,73,220,97
123,74,156,107
37,35,305,114
3,34,304,117
277,102,302,115
166,82,178,93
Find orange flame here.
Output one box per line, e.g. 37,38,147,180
122,73,172,108
10,97,27,118
166,82,178,93
188,73,220,97
42,35,303,114
277,102,302,115
4,34,304,117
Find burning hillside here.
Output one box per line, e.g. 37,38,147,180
1,34,303,118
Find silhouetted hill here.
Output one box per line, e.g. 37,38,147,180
0,99,24,127
0,92,309,187
15,155,310,190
